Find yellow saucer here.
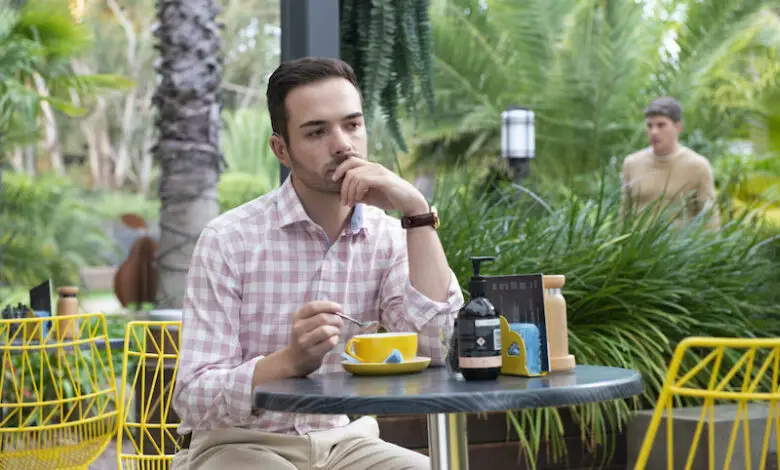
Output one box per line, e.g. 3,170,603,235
341,357,431,376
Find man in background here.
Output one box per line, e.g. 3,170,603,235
620,97,720,230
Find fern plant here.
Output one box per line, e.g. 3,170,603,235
340,0,435,153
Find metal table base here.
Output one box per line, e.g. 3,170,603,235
427,413,469,470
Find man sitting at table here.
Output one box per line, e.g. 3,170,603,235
170,57,464,470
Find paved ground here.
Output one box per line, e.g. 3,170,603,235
89,438,138,470
81,289,127,469
90,439,121,470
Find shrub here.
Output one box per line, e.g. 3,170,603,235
81,190,161,223
0,171,118,289
217,171,275,213
433,171,779,466
221,108,278,182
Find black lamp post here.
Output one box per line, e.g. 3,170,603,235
501,106,535,183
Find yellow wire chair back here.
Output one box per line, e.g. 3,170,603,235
634,336,780,470
117,320,183,470
0,312,119,470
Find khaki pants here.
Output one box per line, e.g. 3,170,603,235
171,416,429,470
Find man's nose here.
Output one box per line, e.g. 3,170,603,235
330,128,352,155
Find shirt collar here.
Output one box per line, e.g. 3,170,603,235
276,175,367,234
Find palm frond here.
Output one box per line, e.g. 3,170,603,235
0,0,132,151
414,0,780,183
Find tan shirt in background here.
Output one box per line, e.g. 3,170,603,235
621,146,720,230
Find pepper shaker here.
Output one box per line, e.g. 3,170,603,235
56,286,80,340
543,275,575,371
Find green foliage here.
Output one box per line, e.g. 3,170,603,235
217,107,281,213
433,171,779,467
0,286,27,311
0,171,119,289
217,171,273,213
80,190,161,224
713,153,780,229
221,107,278,180
340,0,435,152
0,0,133,150
414,0,780,182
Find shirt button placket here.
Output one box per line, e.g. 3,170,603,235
320,250,334,301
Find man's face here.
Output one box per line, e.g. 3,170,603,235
270,77,368,194
645,115,682,155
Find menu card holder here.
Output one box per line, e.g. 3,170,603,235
484,274,550,377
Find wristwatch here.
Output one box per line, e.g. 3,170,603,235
401,206,439,230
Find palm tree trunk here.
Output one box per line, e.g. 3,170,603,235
153,0,224,308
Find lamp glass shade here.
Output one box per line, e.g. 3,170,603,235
501,107,535,159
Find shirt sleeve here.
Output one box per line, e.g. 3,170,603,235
172,226,262,431
377,241,464,366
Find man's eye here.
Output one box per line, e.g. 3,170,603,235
347,122,362,130
308,129,324,137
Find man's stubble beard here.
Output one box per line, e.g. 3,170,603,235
289,151,345,195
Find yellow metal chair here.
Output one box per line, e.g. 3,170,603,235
116,320,183,470
0,312,120,469
634,336,780,470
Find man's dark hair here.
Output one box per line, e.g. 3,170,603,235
266,57,361,142
644,96,682,123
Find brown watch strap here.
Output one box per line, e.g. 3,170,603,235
401,208,439,230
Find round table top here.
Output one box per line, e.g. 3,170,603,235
253,365,644,415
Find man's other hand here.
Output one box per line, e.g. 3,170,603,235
285,300,344,377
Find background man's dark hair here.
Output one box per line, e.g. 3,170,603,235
266,57,361,142
643,96,683,123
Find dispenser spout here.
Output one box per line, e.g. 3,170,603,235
468,256,496,298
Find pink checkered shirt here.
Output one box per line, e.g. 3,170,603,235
172,176,464,436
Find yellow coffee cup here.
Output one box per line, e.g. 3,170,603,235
344,332,418,363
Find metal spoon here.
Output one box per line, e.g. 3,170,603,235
329,311,384,332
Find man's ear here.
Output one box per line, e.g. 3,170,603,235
675,120,684,134
269,133,291,168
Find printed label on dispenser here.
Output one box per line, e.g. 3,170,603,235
458,318,502,368
459,355,501,368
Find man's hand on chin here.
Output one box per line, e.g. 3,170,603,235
331,157,429,215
